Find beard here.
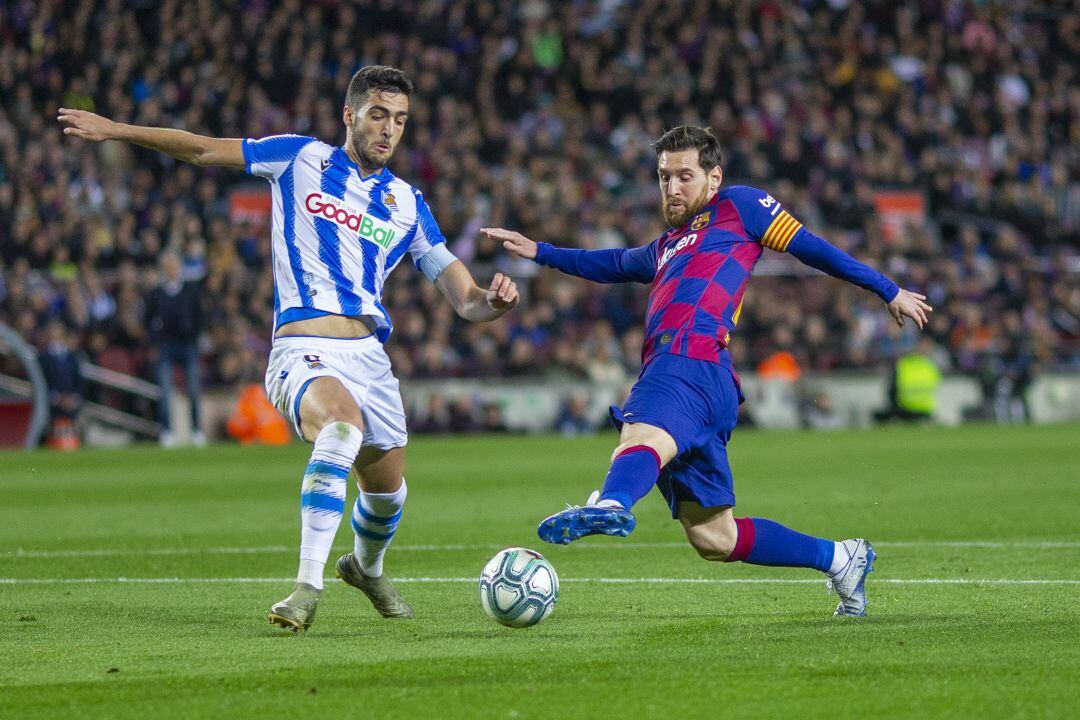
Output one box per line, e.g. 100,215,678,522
662,186,711,228
350,131,391,171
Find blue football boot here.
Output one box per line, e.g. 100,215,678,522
537,491,637,545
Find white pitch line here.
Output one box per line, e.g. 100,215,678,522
4,540,1080,559
0,577,1077,586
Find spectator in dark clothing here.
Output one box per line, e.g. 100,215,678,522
554,391,597,437
39,320,84,421
146,253,204,446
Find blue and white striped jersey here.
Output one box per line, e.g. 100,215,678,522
243,134,455,341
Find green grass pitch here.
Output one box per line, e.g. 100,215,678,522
2,423,1078,719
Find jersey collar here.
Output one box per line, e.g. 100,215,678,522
335,146,394,182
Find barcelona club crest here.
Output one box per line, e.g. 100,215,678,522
691,211,711,231
383,190,398,211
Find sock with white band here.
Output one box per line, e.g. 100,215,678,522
351,479,407,578
296,422,363,589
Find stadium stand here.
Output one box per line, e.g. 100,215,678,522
0,0,1076,438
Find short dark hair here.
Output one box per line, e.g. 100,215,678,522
345,66,413,109
651,126,724,173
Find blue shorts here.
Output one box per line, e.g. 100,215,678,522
609,352,742,519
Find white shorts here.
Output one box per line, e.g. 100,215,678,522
264,335,408,449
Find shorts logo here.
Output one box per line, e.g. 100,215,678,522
305,192,397,249
691,211,711,230
302,354,325,370
660,333,673,345
278,370,289,380
383,190,398,210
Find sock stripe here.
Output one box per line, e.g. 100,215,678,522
616,444,661,470
351,516,396,542
726,516,756,562
354,502,403,526
305,460,351,479
301,491,345,515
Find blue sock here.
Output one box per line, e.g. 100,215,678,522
598,445,661,509
726,517,834,572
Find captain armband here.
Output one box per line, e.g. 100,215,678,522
417,244,458,282
760,210,803,252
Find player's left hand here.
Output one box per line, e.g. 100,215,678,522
486,273,519,312
887,288,933,329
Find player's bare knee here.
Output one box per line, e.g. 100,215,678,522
688,533,735,562
684,523,737,562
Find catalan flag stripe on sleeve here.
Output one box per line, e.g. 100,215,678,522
761,210,802,252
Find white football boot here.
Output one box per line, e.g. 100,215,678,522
828,538,876,616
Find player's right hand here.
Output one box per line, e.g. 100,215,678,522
482,228,538,260
57,108,120,142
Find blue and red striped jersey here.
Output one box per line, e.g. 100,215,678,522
534,184,897,370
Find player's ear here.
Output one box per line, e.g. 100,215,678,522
709,165,723,192
342,104,353,126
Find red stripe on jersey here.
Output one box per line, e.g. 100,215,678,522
682,250,727,279
714,199,747,237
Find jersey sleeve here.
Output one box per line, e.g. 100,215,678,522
725,185,803,252
534,239,657,284
242,135,316,180
408,191,457,282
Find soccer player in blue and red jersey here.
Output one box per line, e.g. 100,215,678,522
484,126,932,616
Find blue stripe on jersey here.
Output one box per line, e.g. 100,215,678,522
360,230,378,294
373,299,392,343
416,196,446,248
366,175,393,221
316,152,363,316
385,218,419,271
280,160,313,306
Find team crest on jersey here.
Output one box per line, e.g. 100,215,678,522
383,190,397,210
691,211,711,231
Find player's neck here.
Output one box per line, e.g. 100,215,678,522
344,144,385,178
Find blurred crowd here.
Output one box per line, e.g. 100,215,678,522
0,0,1077,435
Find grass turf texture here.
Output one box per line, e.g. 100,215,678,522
1,423,1078,719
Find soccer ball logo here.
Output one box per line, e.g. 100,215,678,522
478,547,559,628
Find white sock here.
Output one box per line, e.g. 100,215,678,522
351,478,407,578
296,422,363,589
827,541,850,577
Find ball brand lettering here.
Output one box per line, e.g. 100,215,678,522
305,192,396,249
657,232,698,270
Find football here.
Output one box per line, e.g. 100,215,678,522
478,547,559,628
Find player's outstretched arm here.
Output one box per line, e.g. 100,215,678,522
784,230,933,329
484,227,656,284
57,108,245,169
435,261,519,322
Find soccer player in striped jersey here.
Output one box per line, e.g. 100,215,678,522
486,126,932,616
59,66,520,630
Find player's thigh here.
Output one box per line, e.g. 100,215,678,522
298,376,365,442
614,422,679,465
678,501,737,561
354,445,406,494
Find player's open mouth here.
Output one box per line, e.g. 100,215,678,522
375,144,390,153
